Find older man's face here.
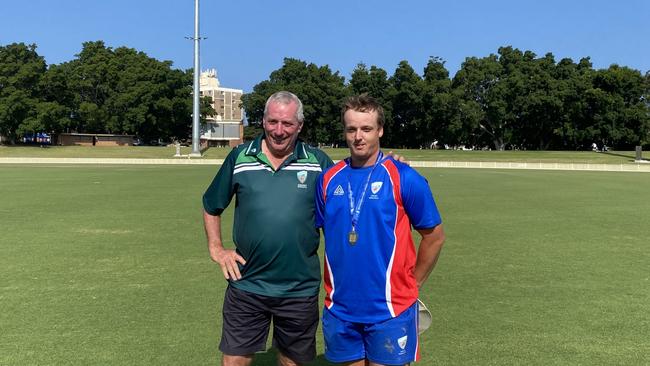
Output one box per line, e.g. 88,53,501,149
263,101,302,157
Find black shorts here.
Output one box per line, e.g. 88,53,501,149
219,285,319,363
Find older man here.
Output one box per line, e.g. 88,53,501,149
202,91,333,366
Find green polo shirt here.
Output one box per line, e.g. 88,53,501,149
203,134,334,297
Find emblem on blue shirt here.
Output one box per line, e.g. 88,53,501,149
369,181,383,200
371,181,383,194
297,170,308,188
333,185,345,196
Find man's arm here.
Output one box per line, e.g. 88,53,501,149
413,224,445,289
203,210,246,281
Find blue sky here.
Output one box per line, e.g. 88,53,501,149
2,0,648,92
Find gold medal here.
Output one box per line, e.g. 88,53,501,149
348,231,358,245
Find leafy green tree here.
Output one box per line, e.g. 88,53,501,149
0,43,47,142
390,61,424,148
58,41,197,142
349,63,394,104
452,46,575,151
243,125,263,141
512,52,565,150
550,57,594,149
448,92,484,148
453,53,507,150
349,63,395,146
588,65,649,148
4,40,648,150
421,57,456,148
241,58,347,144
38,63,75,133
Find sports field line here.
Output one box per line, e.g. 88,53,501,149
1,157,650,172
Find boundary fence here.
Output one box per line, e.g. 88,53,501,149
2,157,650,172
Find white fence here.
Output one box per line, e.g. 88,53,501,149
408,160,650,172
1,158,650,172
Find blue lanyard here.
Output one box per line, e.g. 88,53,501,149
347,151,384,232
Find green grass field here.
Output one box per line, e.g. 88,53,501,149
1,144,648,163
1,165,649,365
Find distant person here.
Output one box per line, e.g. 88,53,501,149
315,95,446,365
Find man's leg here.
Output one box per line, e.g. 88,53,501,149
222,354,254,366
271,294,319,365
334,356,409,365
219,287,271,364
341,360,368,366
277,351,300,366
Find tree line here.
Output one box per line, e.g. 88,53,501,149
0,41,213,144
243,48,649,150
2,42,648,150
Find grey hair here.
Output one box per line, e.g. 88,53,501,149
263,91,305,123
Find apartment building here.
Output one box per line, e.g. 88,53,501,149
199,69,244,148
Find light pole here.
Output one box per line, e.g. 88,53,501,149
189,0,202,157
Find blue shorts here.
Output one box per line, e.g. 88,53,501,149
322,301,419,364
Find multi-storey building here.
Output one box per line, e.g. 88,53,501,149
199,69,244,148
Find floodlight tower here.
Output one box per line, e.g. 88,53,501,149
189,0,203,157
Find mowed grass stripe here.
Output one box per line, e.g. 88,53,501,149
1,165,648,365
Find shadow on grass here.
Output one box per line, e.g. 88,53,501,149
253,349,331,365
600,151,640,161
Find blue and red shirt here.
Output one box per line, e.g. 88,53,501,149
315,154,442,323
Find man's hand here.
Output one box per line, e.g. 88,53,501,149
203,210,247,281
210,245,247,281
386,150,409,165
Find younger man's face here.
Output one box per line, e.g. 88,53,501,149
343,109,383,167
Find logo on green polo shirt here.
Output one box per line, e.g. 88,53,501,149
297,170,308,188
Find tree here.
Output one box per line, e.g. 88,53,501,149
38,63,75,133
349,63,395,146
58,41,197,142
452,53,507,150
421,57,456,148
243,125,263,141
452,47,573,150
588,65,649,148
0,43,47,143
550,57,594,149
390,61,424,148
513,52,564,150
241,58,347,145
3,40,648,149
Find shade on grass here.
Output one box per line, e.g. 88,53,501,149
1,165,648,365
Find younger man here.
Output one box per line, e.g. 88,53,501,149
315,95,445,365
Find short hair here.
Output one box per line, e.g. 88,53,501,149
341,94,385,128
264,91,304,123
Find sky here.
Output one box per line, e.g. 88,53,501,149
1,0,648,92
